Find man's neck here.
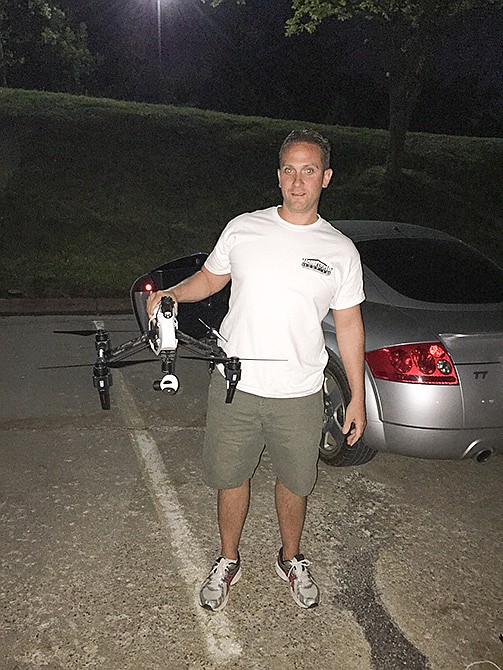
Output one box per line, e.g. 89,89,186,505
277,205,319,226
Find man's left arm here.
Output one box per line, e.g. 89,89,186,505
332,304,366,445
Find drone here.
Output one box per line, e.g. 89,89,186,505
88,253,280,410
92,293,242,409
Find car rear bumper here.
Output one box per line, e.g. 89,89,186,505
365,420,503,460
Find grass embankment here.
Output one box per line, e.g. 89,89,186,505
0,87,502,298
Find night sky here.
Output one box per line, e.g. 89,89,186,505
63,0,503,135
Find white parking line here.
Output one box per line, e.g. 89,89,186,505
114,370,242,664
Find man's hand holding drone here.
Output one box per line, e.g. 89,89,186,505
147,289,178,320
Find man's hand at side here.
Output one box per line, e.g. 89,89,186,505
342,399,366,445
332,304,367,446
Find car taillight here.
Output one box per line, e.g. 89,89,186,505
365,342,458,384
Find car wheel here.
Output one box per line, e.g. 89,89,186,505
320,355,377,466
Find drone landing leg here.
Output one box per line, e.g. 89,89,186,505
224,357,241,404
93,330,113,410
93,360,113,409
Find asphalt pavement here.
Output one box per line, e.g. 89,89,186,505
0,309,502,670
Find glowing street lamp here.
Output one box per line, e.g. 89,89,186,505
154,0,166,100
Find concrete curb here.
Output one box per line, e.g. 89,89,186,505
0,298,132,317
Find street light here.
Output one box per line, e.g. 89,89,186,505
155,0,165,101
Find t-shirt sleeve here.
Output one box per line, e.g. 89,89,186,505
204,222,233,275
330,242,366,310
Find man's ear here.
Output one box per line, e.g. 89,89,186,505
322,168,333,188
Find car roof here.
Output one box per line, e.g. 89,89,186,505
330,220,455,242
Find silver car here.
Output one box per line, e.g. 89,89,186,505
320,220,503,466
131,220,503,468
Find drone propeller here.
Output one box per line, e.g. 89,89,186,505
54,329,135,337
40,358,156,370
197,318,228,342
180,355,287,362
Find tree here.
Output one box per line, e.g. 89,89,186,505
0,0,96,92
207,0,503,180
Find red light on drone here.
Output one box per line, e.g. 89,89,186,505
144,282,153,292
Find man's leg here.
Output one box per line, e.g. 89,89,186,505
274,477,320,608
218,479,250,560
275,478,306,560
199,372,262,611
199,480,249,612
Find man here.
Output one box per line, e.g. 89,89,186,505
147,129,366,611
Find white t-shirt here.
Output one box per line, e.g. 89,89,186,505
204,206,365,398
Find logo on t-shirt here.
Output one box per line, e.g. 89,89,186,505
301,258,333,276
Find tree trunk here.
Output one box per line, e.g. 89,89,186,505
384,17,431,186
0,38,7,87
386,77,408,182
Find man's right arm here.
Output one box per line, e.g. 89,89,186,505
146,266,231,318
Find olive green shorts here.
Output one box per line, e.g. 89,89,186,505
202,371,325,497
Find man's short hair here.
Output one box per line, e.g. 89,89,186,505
279,129,331,169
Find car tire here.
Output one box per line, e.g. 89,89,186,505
320,355,376,466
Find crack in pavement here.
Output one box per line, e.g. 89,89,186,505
332,472,431,670
338,545,430,670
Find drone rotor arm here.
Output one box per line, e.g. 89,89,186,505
176,330,226,359
106,333,151,364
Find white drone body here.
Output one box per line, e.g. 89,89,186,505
148,299,180,393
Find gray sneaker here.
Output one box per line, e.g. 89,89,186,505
199,555,242,611
275,548,320,608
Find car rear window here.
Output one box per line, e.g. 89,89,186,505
356,238,503,304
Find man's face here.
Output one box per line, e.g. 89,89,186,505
277,142,333,222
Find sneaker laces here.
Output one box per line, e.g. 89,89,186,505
287,556,314,586
206,558,237,588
